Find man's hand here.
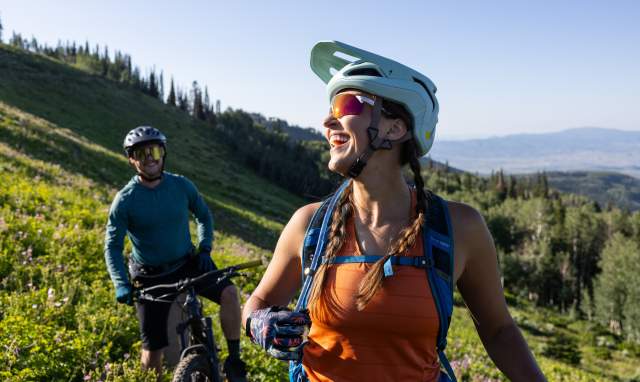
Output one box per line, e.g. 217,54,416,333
115,284,133,305
196,248,215,272
247,306,311,361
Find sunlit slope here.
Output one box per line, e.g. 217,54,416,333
0,44,304,250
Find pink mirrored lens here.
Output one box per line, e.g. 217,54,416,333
331,93,365,119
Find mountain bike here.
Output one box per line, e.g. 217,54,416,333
134,259,262,382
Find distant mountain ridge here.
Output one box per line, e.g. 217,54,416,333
430,127,640,178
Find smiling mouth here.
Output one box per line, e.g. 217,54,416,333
329,134,350,148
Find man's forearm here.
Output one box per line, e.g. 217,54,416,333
104,247,130,288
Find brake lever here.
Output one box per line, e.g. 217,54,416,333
216,271,243,284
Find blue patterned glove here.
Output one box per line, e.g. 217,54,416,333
247,306,311,361
196,248,214,272
115,284,133,305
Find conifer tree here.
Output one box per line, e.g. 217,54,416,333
148,70,159,98
167,78,176,106
191,81,205,120
177,88,189,112
158,71,164,101
204,86,211,114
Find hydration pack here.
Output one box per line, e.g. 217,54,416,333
289,181,457,382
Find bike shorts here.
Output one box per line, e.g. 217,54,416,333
132,255,234,351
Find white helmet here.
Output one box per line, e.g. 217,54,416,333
310,40,439,157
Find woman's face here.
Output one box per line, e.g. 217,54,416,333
323,90,377,175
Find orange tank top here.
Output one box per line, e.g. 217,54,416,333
303,193,441,382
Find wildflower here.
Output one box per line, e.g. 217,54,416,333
123,352,130,360
83,374,91,381
32,304,38,309
48,288,55,300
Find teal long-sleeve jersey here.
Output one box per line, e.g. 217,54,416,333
104,172,213,289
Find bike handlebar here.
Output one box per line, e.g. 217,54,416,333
134,259,262,302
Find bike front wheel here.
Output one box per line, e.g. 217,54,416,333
172,353,222,382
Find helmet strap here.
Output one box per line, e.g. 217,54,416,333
347,98,393,178
138,172,163,182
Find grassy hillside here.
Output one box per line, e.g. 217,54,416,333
0,44,303,250
1,44,639,381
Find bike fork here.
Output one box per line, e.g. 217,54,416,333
203,316,220,367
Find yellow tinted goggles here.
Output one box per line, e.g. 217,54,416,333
132,145,164,161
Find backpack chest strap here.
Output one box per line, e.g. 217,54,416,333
323,255,433,268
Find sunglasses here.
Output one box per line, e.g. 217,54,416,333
330,93,378,119
132,144,165,162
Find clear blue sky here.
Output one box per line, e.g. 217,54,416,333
1,1,638,139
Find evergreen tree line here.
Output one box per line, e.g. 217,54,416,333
423,166,640,342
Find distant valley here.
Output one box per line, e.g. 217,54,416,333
429,128,640,210
429,127,640,178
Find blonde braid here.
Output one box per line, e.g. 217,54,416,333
355,139,429,311
307,180,354,311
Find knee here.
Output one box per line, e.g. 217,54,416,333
220,284,239,306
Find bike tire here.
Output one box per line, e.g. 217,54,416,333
172,353,222,382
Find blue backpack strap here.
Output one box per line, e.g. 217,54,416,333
290,181,350,382
299,198,332,284
324,255,432,268
295,180,350,311
423,192,457,382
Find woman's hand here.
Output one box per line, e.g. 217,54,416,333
247,306,311,361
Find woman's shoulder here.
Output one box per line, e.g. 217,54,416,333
442,198,489,243
289,202,324,230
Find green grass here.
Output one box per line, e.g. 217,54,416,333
2,44,640,381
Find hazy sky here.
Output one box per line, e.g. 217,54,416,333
1,1,638,140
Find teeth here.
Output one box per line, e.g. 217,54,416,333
330,134,349,146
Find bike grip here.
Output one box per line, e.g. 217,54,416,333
233,259,263,270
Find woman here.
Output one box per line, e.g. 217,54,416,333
242,41,545,382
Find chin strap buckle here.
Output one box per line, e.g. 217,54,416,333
347,157,367,178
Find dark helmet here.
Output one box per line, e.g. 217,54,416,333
123,126,167,155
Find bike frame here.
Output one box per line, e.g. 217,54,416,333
176,286,220,371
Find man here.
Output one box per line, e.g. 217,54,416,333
104,126,246,381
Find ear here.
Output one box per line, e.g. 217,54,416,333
384,117,408,141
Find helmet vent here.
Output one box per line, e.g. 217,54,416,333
412,77,430,93
334,51,359,63
346,68,382,77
